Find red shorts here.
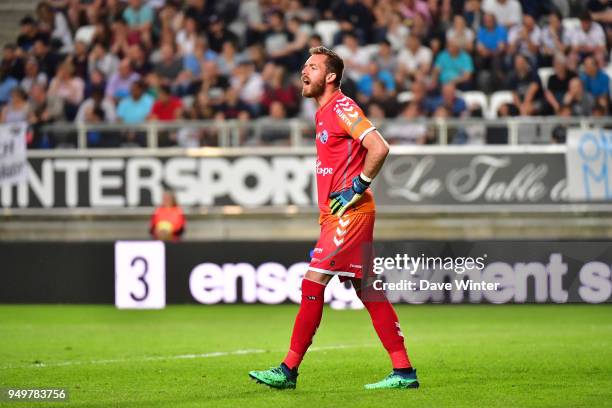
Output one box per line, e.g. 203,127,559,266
309,212,375,282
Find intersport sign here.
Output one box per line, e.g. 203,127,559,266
0,147,573,209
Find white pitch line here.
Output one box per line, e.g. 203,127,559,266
0,344,375,370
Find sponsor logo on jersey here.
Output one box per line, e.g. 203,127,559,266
315,158,333,176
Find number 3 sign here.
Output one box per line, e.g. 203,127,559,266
115,241,166,309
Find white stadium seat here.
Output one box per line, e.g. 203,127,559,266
488,91,514,118
460,91,489,112
314,20,340,48
537,67,554,89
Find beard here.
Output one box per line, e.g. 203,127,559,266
301,77,325,98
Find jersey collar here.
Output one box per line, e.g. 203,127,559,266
316,89,343,115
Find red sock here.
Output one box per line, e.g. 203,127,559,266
283,279,326,370
361,297,412,369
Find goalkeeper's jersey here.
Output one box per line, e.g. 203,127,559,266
314,89,377,223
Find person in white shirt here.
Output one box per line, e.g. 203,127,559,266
333,32,370,82
483,0,523,28
566,10,608,68
508,14,541,64
397,34,433,86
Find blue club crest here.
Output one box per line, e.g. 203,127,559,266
319,130,329,144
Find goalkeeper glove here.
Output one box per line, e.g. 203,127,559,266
329,174,371,217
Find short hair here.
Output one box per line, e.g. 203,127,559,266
308,46,344,87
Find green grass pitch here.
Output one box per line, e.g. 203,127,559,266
1,304,611,408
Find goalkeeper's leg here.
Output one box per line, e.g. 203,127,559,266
249,270,331,389
354,280,419,389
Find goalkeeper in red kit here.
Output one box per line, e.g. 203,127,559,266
249,46,418,390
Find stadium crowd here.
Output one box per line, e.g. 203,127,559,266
0,0,610,146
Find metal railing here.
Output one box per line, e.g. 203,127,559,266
37,117,612,149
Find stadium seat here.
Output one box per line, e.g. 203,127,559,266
460,91,488,112
562,18,581,33
537,67,554,89
314,20,340,48
397,91,414,103
488,91,514,118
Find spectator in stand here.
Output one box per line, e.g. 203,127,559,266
32,38,61,78
20,58,47,92
28,83,64,147
369,79,400,117
36,1,74,53
264,10,291,65
231,60,264,116
1,45,24,82
433,38,474,90
76,86,116,123
385,12,410,51
482,0,523,29
217,86,251,119
176,15,199,56
397,34,433,87
409,81,428,112
150,84,183,121
17,16,38,53
1,88,29,123
464,0,484,31
261,63,299,117
71,41,89,80
47,61,85,120
332,0,375,45
580,55,610,108
150,189,185,241
88,42,119,79
122,0,154,48
260,100,289,145
540,10,567,67
563,77,595,116
447,14,475,52
425,83,468,117
507,53,544,115
384,102,429,145
334,32,370,82
357,60,395,101
183,36,218,79
206,14,239,54
544,53,577,114
128,44,153,77
588,0,612,45
117,80,154,124
507,13,542,65
566,10,608,68
376,39,398,74
398,0,432,28
106,58,140,100
154,43,183,87
268,16,310,71
216,40,240,77
476,13,508,92
67,0,103,28
109,19,131,58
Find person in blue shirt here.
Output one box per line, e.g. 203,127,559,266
424,83,468,117
434,38,474,90
357,60,395,97
475,13,507,93
117,80,154,124
580,56,610,109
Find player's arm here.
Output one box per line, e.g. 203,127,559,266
329,130,389,217
360,129,390,180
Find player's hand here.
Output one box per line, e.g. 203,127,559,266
329,175,370,217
